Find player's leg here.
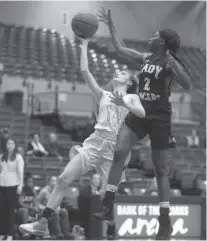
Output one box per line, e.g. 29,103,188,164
19,152,87,237
169,118,176,148
149,117,173,240
97,160,116,240
104,151,132,240
94,121,143,220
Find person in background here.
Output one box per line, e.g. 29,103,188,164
17,147,25,158
0,139,24,240
169,136,176,148
186,129,200,148
146,176,181,197
26,133,48,157
36,176,70,239
61,186,80,233
117,169,133,195
44,133,63,162
16,176,38,225
195,171,206,197
146,177,158,196
0,127,10,154
78,173,102,239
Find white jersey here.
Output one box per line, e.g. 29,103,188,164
94,91,130,139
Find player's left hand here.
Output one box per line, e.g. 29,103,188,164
109,91,125,107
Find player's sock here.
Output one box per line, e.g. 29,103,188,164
107,220,116,240
107,223,116,235
156,202,172,240
107,223,115,233
159,201,170,216
40,185,66,221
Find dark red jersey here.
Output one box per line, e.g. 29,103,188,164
138,54,175,112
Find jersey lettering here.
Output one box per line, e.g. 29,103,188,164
95,91,129,136
138,55,172,105
140,64,163,79
106,105,122,125
139,92,161,101
143,77,151,91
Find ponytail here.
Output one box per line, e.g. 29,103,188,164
159,29,191,77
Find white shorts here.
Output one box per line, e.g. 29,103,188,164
69,130,131,193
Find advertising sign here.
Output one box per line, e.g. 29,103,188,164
102,203,201,239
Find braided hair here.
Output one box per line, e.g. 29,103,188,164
159,29,191,76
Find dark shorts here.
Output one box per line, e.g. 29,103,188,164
125,109,171,150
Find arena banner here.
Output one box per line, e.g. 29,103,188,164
102,202,203,239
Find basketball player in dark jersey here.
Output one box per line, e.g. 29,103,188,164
94,8,191,240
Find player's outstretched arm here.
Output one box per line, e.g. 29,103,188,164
109,92,145,118
123,94,146,118
97,8,149,64
80,38,103,102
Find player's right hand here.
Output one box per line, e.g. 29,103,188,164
76,35,91,45
97,7,113,26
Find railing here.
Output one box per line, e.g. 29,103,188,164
31,94,41,115
191,88,206,126
24,147,206,165
0,79,203,125
33,85,97,117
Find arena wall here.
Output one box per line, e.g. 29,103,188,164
0,1,205,48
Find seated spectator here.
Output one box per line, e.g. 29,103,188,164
26,133,48,157
146,177,158,196
78,173,101,239
194,172,206,197
16,176,38,225
17,147,25,158
36,176,70,239
146,177,180,196
0,126,10,154
169,136,176,148
44,133,63,161
118,169,133,195
186,129,200,148
170,189,181,196
15,176,39,239
61,186,80,228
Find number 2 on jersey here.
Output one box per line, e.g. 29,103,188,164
143,77,151,91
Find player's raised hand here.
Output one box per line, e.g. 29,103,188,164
76,35,91,46
97,7,113,26
109,91,125,107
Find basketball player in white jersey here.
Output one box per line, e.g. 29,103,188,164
19,37,145,239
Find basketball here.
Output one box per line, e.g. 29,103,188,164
71,13,99,38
